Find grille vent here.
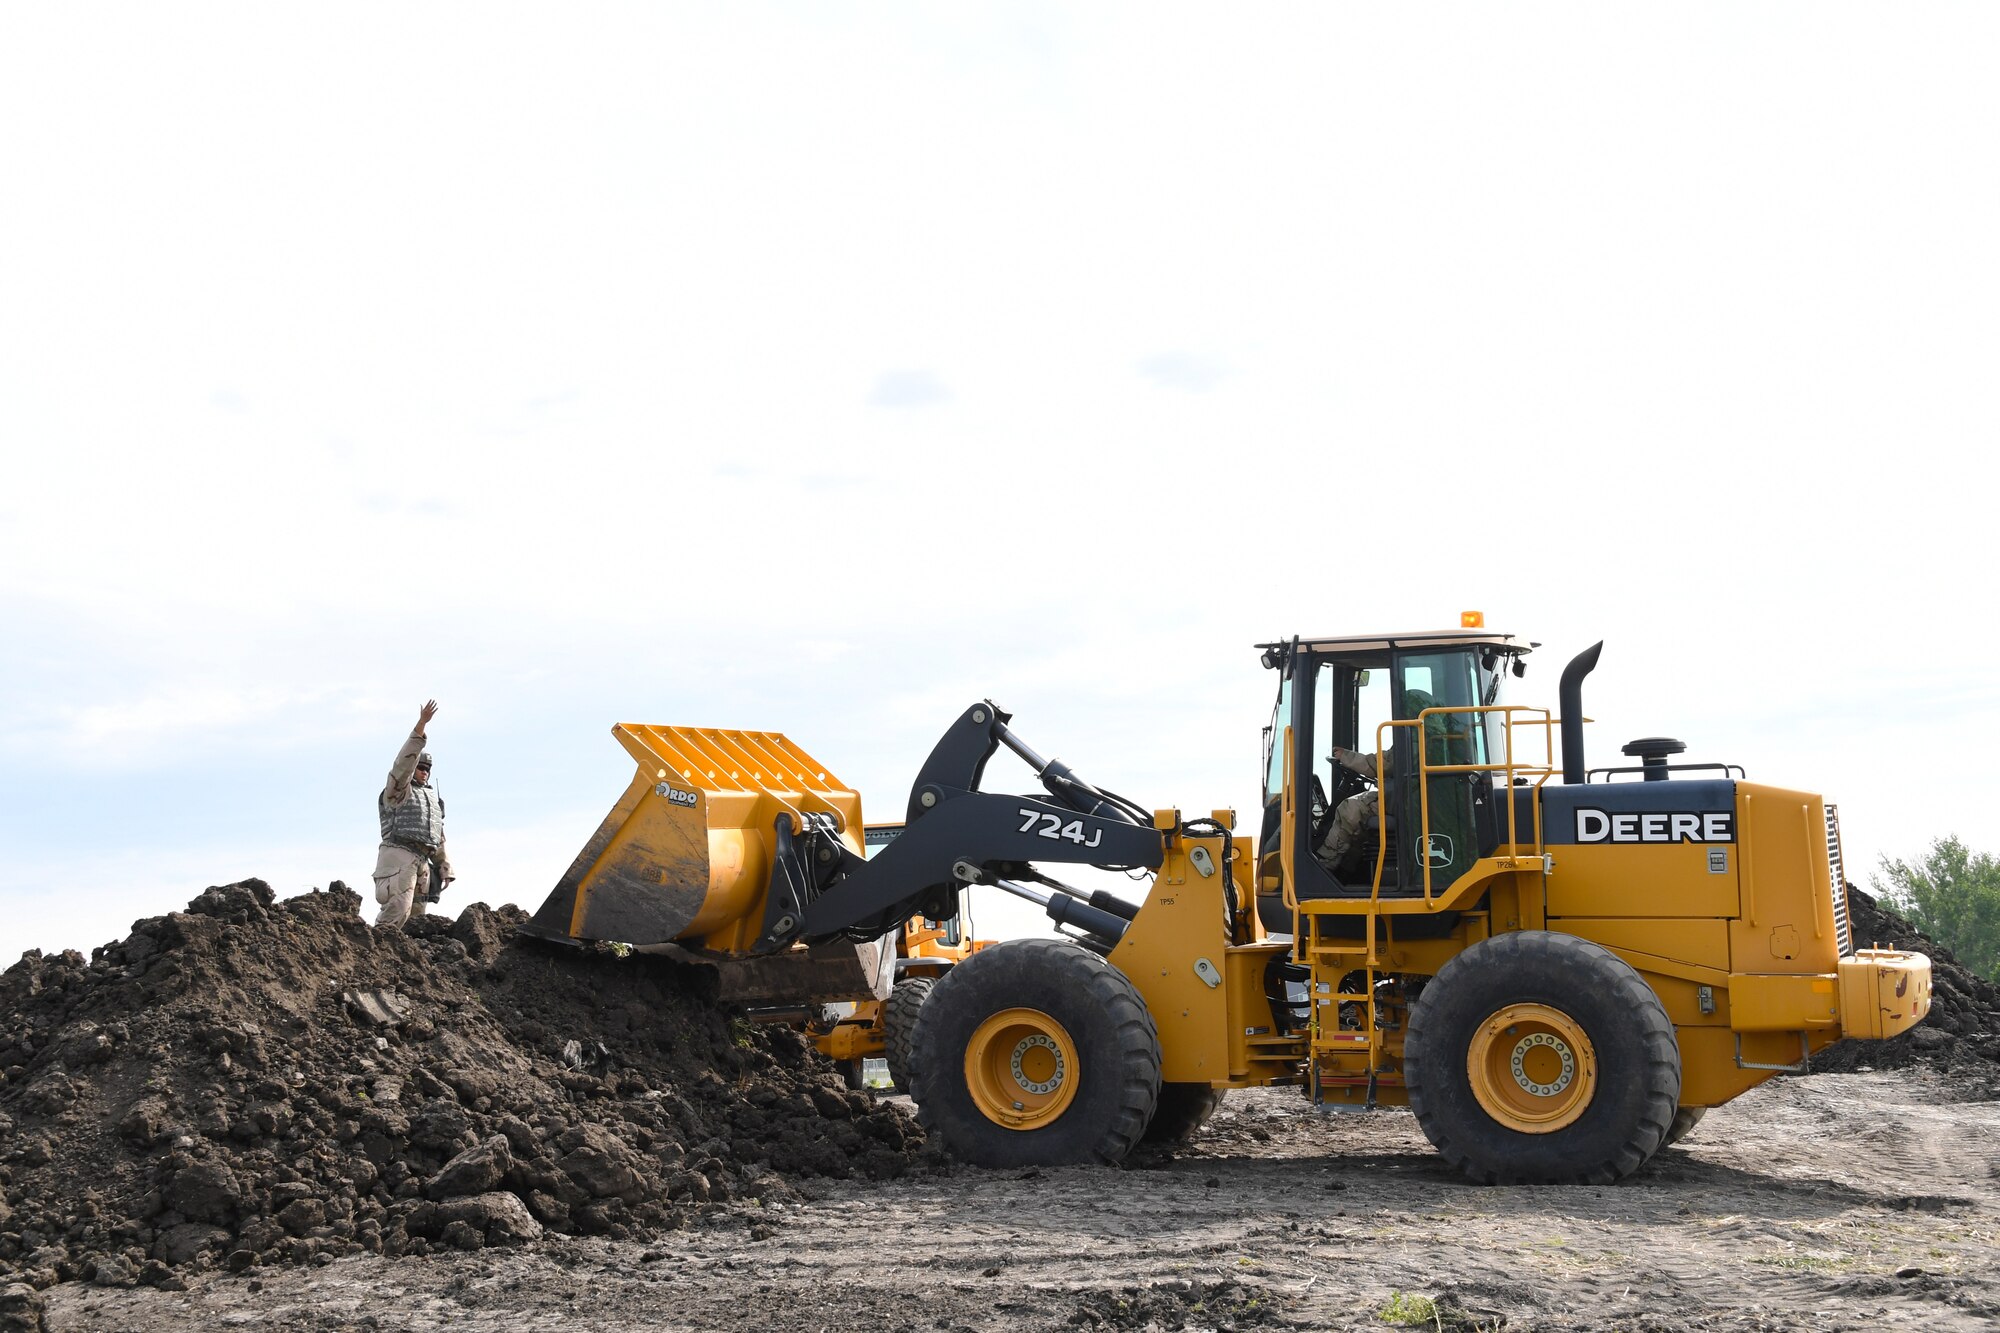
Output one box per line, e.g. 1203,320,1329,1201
1826,803,1853,956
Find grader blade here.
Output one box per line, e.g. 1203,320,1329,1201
523,723,884,1003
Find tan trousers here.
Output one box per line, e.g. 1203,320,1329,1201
1315,789,1378,870
372,844,432,929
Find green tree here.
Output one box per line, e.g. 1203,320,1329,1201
1872,836,2000,980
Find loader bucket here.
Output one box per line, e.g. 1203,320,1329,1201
525,724,865,960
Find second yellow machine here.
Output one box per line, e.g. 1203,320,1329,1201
527,626,1932,1184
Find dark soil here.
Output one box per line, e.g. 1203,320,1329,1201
1810,884,2000,1092
0,880,921,1303
5,875,1995,1332
38,1075,2000,1333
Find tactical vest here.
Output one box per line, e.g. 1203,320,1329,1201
380,784,445,850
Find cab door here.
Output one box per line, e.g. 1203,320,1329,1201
1386,647,1491,894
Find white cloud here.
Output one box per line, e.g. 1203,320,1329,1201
57,686,308,754
1138,353,1230,395
868,371,952,408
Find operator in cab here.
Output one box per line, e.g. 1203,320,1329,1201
1316,688,1436,875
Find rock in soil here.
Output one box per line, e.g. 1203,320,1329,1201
0,880,921,1291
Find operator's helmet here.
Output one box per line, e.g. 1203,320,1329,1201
416,752,434,772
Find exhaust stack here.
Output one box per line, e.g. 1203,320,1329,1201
1559,642,1603,785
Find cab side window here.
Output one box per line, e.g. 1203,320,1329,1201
1356,668,1390,753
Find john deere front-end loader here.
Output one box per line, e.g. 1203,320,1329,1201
527,625,1932,1184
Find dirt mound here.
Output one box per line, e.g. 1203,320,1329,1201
1810,884,2000,1093
0,880,921,1294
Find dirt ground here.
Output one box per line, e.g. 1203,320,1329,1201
9,881,1997,1331
40,1070,2000,1333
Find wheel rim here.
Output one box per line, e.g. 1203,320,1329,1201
1465,1002,1597,1134
963,1007,1082,1130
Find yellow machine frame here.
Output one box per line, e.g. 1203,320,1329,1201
1107,701,1930,1116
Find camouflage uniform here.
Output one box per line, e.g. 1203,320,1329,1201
373,730,451,929
1316,747,1388,870
1316,691,1448,873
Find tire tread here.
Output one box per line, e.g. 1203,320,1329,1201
883,976,935,1094
1405,931,1680,1185
1143,1084,1227,1144
909,937,1161,1166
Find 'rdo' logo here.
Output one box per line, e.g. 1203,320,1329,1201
654,783,699,808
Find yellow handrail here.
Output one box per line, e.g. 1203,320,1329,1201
1368,704,1557,904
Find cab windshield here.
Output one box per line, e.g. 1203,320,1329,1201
1394,648,1503,767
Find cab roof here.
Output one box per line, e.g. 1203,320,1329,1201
1257,630,1536,656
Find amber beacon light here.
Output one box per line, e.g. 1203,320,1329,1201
1461,610,1485,628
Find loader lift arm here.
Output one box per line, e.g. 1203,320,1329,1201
766,702,1166,952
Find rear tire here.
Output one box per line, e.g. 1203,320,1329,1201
1405,931,1680,1184
1142,1084,1227,1144
883,976,935,1094
910,938,1161,1167
1663,1105,1706,1146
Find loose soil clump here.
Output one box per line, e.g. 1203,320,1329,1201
0,880,921,1297
1810,884,2000,1095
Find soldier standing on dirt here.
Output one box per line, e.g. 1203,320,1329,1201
372,699,453,929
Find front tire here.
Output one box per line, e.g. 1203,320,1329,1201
909,938,1161,1167
1405,931,1680,1184
883,976,935,1094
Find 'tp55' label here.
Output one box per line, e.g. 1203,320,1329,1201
1575,808,1733,843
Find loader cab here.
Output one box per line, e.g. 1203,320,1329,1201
1258,630,1531,900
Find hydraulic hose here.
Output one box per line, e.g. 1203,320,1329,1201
995,720,1152,827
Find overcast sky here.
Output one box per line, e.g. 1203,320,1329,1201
3,3,1996,959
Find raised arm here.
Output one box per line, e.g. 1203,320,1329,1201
384,699,438,805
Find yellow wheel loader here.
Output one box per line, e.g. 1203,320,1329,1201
526,626,1932,1184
